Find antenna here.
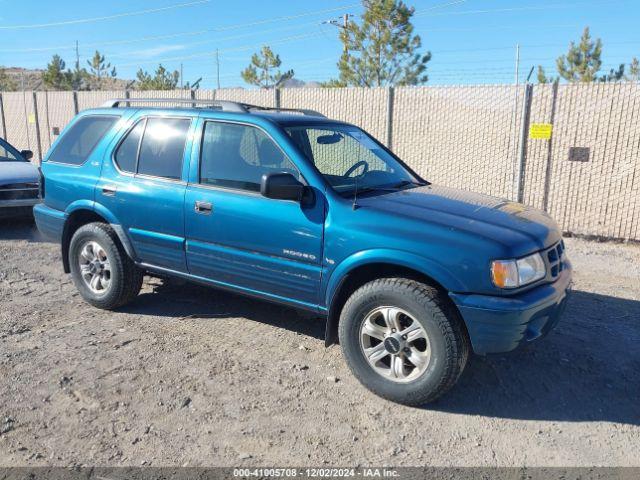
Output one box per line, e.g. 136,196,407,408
352,172,359,210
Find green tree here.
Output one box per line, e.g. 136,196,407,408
599,63,625,82
241,46,294,89
536,66,558,84
329,0,431,87
556,27,602,82
87,51,116,89
69,64,89,91
42,55,72,90
0,67,17,91
628,57,639,82
136,64,180,90
68,52,89,90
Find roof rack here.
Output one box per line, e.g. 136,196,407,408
101,98,326,117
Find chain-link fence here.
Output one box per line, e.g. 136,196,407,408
1,84,638,241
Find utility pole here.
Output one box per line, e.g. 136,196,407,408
323,13,351,56
215,48,220,89
342,13,350,55
180,63,183,89
515,43,520,85
75,41,80,71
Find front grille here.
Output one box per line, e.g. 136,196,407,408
0,182,40,201
545,240,566,279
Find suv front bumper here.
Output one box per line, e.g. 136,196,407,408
450,261,572,354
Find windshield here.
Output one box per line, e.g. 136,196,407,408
0,139,23,163
285,124,420,195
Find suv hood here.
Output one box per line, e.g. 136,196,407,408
0,161,39,185
356,184,561,255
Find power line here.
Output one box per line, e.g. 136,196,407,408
0,0,211,30
104,22,327,60
413,0,628,19
113,32,327,68
0,4,359,53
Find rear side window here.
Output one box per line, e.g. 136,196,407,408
48,115,118,165
137,118,191,180
114,120,145,173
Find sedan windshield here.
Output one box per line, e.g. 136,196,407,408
285,124,421,195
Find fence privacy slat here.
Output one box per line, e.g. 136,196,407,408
1,85,638,241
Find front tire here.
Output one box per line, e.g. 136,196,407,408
69,222,143,309
339,278,469,406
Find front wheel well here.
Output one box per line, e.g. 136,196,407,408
324,263,453,347
61,210,109,273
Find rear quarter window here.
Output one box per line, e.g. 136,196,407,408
47,115,119,165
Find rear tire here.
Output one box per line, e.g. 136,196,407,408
69,222,143,309
339,278,469,406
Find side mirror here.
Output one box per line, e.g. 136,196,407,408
21,150,34,161
261,172,304,202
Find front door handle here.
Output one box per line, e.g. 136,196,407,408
102,185,117,196
194,200,213,215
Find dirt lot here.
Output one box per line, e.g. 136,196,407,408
0,219,638,467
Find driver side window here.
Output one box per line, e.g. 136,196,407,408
199,121,300,192
304,128,387,176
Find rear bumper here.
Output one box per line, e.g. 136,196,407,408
33,203,65,242
450,261,572,354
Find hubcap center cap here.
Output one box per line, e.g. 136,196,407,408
383,335,405,355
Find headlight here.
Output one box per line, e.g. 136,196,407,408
491,252,546,289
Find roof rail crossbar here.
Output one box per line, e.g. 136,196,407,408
101,98,248,112
242,103,326,118
101,98,326,117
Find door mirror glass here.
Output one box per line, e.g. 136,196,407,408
261,172,304,201
21,150,34,161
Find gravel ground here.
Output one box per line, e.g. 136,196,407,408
0,219,638,467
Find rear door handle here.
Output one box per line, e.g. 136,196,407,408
194,200,213,215
102,185,117,196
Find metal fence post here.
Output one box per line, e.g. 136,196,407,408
0,93,6,139
386,86,395,150
274,88,281,109
72,91,79,115
515,83,533,203
21,89,32,152
542,81,559,212
31,92,43,162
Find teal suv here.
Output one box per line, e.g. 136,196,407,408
34,99,572,405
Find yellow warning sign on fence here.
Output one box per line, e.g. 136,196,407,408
27,113,36,124
530,123,553,139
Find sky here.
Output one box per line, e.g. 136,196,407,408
0,0,637,88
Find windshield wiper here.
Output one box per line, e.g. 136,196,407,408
354,180,425,195
391,180,427,189
351,180,426,209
